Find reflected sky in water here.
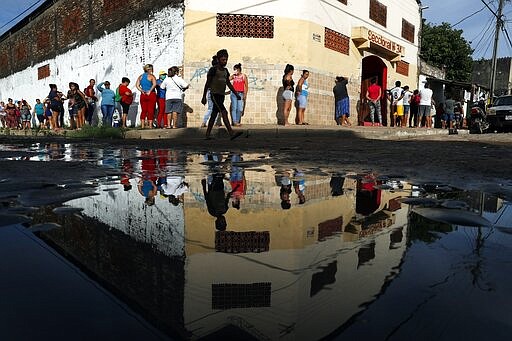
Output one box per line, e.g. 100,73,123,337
0,143,511,340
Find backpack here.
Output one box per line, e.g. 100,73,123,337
115,86,122,102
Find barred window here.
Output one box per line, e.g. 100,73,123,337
325,27,350,55
369,0,387,27
396,61,409,76
402,19,415,43
212,283,271,309
216,13,274,38
38,64,50,80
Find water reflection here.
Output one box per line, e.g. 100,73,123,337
0,144,511,340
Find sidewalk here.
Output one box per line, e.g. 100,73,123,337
0,124,468,141
124,124,468,140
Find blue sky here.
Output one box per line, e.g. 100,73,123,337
0,0,510,59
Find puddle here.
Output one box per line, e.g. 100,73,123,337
0,143,511,340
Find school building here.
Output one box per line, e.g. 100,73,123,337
0,0,422,126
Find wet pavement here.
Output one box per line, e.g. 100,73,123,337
0,143,511,340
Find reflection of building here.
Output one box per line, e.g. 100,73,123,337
51,153,413,339
183,178,411,340
0,0,420,126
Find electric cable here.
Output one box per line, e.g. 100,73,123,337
473,22,497,57
451,6,487,28
0,0,44,33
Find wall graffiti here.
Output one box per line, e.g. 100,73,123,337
190,66,272,91
247,70,271,91
190,66,210,83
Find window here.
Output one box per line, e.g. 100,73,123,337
212,283,271,309
396,61,409,76
325,27,350,55
38,64,50,80
369,0,387,27
216,13,274,38
402,19,415,43
215,231,270,253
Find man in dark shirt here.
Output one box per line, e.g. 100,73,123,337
333,76,350,126
202,174,239,231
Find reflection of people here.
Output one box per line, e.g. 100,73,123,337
356,173,382,216
293,169,306,204
161,176,189,206
275,171,292,209
202,174,238,231
229,154,246,209
138,177,157,206
138,150,158,205
121,159,133,191
330,175,345,196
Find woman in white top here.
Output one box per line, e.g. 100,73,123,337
159,66,189,128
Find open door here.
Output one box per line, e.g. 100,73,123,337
360,56,388,126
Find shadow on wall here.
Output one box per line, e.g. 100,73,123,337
127,102,139,127
275,86,285,125
181,102,193,127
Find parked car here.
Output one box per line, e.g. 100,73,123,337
487,95,512,131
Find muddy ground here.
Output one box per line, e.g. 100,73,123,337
1,131,511,201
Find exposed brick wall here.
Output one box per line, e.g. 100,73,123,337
0,0,183,78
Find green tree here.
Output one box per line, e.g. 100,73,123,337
421,22,474,82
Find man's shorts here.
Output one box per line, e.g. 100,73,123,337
394,105,404,116
404,105,410,115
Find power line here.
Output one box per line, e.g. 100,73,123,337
0,0,44,33
451,6,487,28
472,18,496,55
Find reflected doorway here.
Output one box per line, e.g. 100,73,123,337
360,56,388,126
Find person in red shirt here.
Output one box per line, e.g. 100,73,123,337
117,77,133,128
366,77,382,126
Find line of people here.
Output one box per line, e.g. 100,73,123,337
366,79,436,128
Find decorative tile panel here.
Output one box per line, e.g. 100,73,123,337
325,28,350,55
216,13,274,39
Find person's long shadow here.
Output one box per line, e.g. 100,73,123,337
275,86,285,125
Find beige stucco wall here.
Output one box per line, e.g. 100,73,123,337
182,0,420,126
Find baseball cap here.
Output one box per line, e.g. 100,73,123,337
159,71,167,76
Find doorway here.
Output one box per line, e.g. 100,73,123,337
360,56,387,126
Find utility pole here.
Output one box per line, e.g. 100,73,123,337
490,0,505,98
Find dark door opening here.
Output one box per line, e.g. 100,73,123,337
360,56,388,126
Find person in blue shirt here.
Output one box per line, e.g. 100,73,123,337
295,70,310,125
97,81,116,127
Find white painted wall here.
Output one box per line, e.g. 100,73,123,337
67,179,186,257
0,5,184,126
